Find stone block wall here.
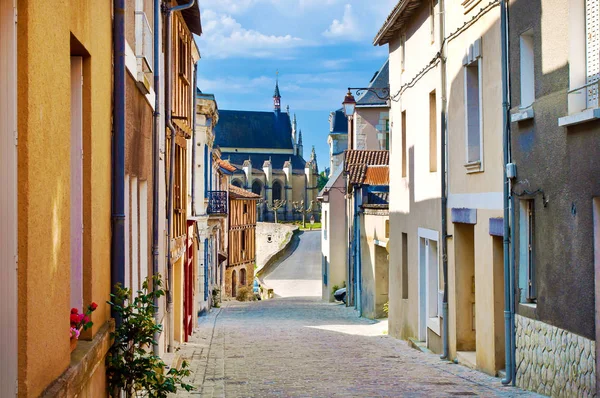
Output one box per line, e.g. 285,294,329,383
516,314,596,397
255,222,297,272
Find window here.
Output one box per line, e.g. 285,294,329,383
520,30,535,107
134,0,153,75
402,111,407,178
178,33,189,80
586,0,600,108
71,56,84,311
519,200,536,303
243,203,248,215
464,47,482,169
429,90,437,172
402,233,408,299
272,180,283,201
241,229,247,253
385,119,390,150
430,0,436,43
252,180,262,196
401,33,406,71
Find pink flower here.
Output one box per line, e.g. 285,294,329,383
70,327,80,340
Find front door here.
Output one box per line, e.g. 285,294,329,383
184,221,194,341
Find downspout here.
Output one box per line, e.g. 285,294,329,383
151,0,162,356
500,0,514,385
439,0,450,360
163,0,196,353
191,62,198,217
355,189,362,316
111,0,126,324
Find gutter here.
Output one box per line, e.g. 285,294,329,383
111,0,126,325
163,0,197,354
151,0,162,356
439,0,450,361
500,0,515,385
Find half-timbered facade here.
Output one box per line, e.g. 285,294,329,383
226,185,260,297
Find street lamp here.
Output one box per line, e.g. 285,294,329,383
342,90,356,118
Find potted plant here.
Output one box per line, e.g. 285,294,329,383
69,302,98,352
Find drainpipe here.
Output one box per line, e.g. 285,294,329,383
191,61,198,216
500,0,514,385
163,0,196,353
355,190,362,317
111,0,126,325
439,0,450,360
151,0,162,356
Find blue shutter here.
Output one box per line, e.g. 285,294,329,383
204,145,208,199
204,238,209,301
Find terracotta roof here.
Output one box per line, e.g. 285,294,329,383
373,0,423,46
345,150,389,186
217,159,236,172
363,166,389,186
229,185,261,200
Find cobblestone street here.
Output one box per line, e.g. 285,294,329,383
177,297,540,397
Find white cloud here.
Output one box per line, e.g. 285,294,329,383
198,10,304,59
322,4,363,41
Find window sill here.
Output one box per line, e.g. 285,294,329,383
464,161,482,173
558,107,600,127
511,107,534,123
41,320,115,397
427,317,441,336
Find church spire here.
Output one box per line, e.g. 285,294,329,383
273,70,281,112
298,129,303,145
310,145,316,162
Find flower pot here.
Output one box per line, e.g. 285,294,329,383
70,337,78,353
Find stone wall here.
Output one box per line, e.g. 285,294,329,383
255,222,297,272
516,314,596,397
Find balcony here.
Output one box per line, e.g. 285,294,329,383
559,80,600,127
207,191,228,215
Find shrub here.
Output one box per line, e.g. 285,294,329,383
383,301,389,316
236,286,255,302
106,276,194,397
331,285,340,295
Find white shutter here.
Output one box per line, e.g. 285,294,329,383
586,0,600,107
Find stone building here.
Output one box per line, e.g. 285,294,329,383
214,80,320,222
509,0,598,395
327,109,349,178
226,185,260,298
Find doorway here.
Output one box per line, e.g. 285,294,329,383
0,0,18,394
455,223,476,356
232,270,237,297
418,228,440,343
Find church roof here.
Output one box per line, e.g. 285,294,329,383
214,110,293,150
223,153,308,173
356,60,389,107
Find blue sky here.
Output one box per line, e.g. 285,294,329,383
194,0,395,170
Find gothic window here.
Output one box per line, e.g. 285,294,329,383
272,180,283,201
252,180,262,196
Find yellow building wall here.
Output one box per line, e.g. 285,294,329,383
17,0,112,396
360,212,389,319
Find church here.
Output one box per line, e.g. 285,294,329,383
214,79,320,222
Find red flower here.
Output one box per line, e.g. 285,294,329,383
89,302,98,311
83,316,90,324
70,314,79,324
71,308,79,314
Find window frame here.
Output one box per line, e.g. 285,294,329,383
463,55,484,172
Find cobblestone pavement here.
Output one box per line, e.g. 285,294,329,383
176,297,542,398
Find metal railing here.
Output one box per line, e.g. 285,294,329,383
567,79,599,114
207,191,228,214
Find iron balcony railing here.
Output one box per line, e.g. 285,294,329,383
207,191,228,215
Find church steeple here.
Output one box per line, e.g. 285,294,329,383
297,129,304,158
273,71,281,112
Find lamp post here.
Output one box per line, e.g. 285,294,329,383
342,87,392,150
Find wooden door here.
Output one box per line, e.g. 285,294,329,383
184,221,194,341
0,0,18,394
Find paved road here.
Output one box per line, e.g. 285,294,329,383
263,230,321,298
176,231,540,397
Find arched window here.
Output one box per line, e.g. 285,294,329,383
272,180,283,201
240,268,247,286
232,270,237,297
252,180,262,196
231,179,243,188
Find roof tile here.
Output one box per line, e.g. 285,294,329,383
229,185,261,200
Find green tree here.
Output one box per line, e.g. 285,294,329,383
317,171,329,191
